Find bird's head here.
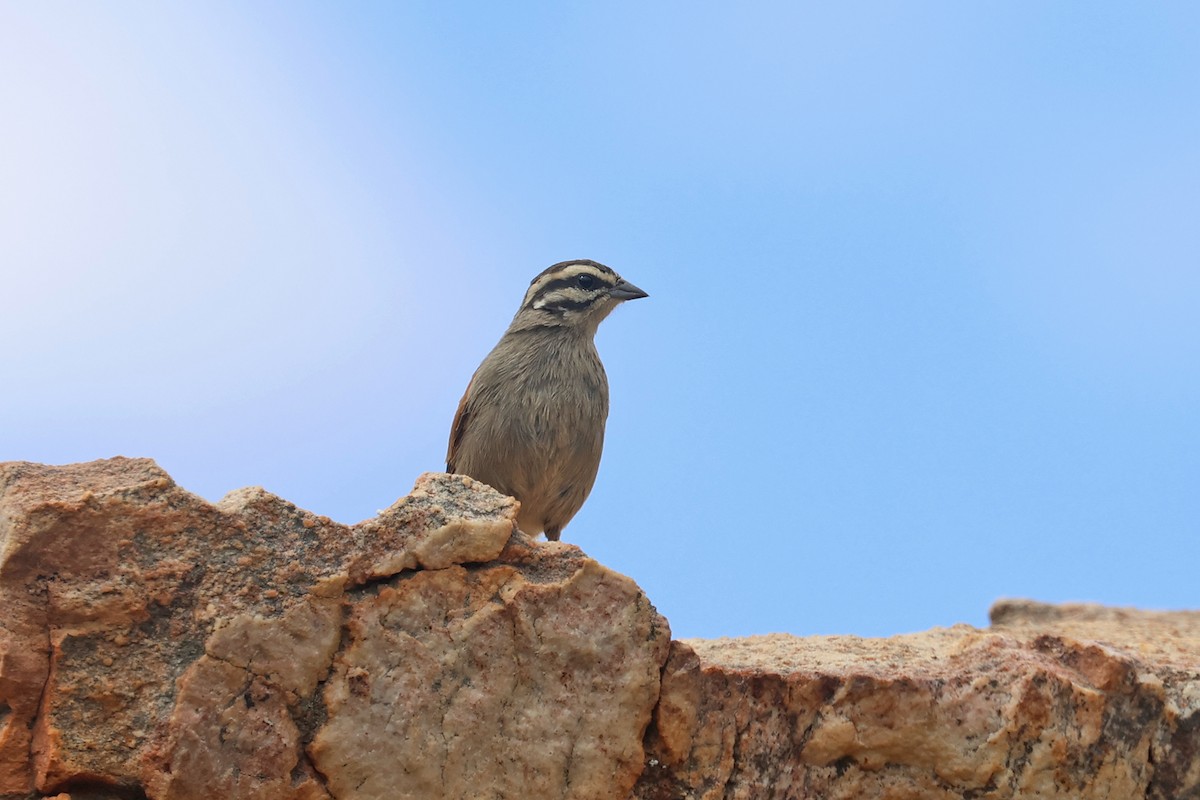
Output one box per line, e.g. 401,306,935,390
510,259,648,335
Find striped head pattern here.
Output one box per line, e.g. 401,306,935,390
514,259,648,330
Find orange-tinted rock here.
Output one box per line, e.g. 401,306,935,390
310,545,669,799
1,459,668,800
636,603,1200,800
4,458,1198,800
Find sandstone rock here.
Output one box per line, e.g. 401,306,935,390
635,603,1200,800
0,458,668,800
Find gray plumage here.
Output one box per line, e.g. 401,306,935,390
446,260,647,540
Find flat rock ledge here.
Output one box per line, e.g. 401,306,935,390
0,459,1194,800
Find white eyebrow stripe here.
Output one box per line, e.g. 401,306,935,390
522,263,615,307
550,263,610,283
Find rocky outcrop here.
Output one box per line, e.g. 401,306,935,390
0,459,667,800
636,603,1200,799
1,458,1197,799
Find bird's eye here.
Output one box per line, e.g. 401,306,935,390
576,274,596,290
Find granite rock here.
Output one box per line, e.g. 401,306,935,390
0,458,667,800
2,458,1197,800
635,603,1200,799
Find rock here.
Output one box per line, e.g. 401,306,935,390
991,599,1200,800
2,458,1197,800
635,603,1200,800
0,458,668,800
309,546,668,800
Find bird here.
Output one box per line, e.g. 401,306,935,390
446,259,648,541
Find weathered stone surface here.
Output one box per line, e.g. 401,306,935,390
310,541,669,800
991,600,1200,800
635,602,1200,800
0,458,667,800
4,458,1198,800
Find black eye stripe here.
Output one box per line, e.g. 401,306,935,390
527,275,612,305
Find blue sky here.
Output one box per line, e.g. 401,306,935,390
2,3,1197,639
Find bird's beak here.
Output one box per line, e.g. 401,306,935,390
609,279,649,301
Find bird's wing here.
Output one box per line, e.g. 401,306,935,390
445,377,473,473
